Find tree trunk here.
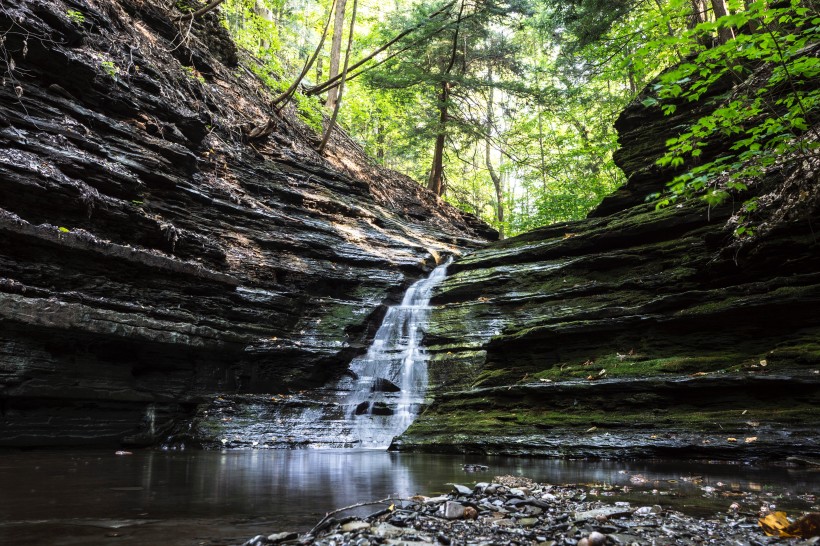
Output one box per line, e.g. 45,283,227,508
326,0,348,109
305,1,456,97
689,0,708,27
375,113,385,162
710,0,736,43
485,70,504,239
272,0,336,108
427,81,449,196
426,0,465,197
318,0,358,152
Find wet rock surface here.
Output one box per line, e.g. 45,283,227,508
241,475,820,546
0,0,491,447
398,45,820,458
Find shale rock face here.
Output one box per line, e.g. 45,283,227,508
0,0,491,447
399,58,820,458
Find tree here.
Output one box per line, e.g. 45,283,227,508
326,0,348,109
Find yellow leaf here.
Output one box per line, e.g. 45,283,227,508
759,512,820,538
784,512,820,538
727,437,737,443
759,512,791,536
389,503,395,512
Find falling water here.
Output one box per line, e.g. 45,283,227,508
146,404,156,436
213,258,453,449
342,257,452,447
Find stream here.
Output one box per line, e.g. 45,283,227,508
1,449,818,545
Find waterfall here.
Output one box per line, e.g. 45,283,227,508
146,404,156,436
342,257,452,448
209,258,453,450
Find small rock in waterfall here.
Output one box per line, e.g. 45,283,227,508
369,402,393,416
371,378,401,392
354,401,370,415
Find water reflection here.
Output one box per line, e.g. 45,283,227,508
0,450,818,545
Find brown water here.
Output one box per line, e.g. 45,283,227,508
0,449,818,545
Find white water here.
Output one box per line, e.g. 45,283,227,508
342,257,452,447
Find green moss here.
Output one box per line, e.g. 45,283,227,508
529,353,744,381
406,401,820,439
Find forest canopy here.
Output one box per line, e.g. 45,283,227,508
204,0,819,237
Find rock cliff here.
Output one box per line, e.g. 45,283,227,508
398,48,820,458
0,0,492,447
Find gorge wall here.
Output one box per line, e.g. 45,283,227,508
398,48,820,459
0,0,492,447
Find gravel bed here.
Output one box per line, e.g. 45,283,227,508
242,475,819,546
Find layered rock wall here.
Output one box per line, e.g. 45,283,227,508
0,0,491,446
399,50,820,458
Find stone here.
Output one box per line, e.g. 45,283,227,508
371,378,401,392
452,484,473,496
369,402,394,416
443,501,465,520
574,507,632,521
587,532,606,546
267,532,298,543
341,521,371,532
374,523,404,538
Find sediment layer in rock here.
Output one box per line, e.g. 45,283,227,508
0,0,491,447
398,51,820,458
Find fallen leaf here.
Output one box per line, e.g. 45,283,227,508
760,359,768,367
727,437,737,443
742,409,748,415
785,512,820,538
759,511,791,536
745,436,757,443
585,426,597,433
760,512,820,538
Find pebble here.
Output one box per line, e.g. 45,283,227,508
242,475,812,546
443,501,465,519
451,483,473,496
340,521,370,532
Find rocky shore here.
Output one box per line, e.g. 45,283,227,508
241,475,820,546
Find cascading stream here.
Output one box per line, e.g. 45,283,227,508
243,258,453,449
342,257,452,447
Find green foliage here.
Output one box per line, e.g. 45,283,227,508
250,63,324,133
66,9,85,24
647,0,820,230
100,60,118,79
182,65,206,84
213,0,818,238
